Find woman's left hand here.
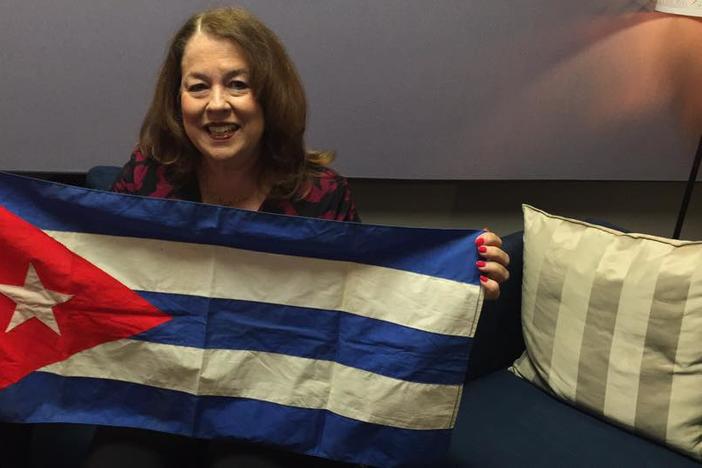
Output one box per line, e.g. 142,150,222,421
475,229,510,300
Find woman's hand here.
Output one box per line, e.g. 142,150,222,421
475,229,510,300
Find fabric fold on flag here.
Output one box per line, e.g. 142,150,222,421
0,172,484,467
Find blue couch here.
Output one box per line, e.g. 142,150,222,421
4,168,699,467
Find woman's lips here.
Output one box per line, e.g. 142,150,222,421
205,123,240,139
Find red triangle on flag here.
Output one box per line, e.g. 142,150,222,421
0,205,171,389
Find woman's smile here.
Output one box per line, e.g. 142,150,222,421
204,122,241,140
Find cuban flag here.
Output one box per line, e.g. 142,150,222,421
0,172,484,467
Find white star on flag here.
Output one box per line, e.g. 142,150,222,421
0,263,73,335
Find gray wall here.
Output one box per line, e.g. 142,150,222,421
2,1,700,239
1,0,699,180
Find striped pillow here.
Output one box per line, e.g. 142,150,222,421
510,205,702,461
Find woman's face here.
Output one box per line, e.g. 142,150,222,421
180,33,265,169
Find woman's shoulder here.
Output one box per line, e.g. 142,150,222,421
273,164,359,222
129,147,151,164
300,164,354,202
110,148,177,198
309,165,349,193
117,147,162,172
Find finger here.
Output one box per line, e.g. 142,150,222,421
477,245,510,268
476,260,510,284
476,231,503,249
480,275,500,300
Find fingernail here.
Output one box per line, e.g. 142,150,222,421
475,237,485,246
480,275,488,283
479,246,487,253
476,260,486,268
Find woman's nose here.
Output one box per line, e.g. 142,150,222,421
206,88,229,112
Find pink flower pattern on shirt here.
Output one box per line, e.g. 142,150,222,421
111,149,360,222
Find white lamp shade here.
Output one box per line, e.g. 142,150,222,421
655,0,702,17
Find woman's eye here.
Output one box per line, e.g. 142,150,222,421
187,83,207,92
229,80,248,91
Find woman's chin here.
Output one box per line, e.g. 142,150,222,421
199,148,259,169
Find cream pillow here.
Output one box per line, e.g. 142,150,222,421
511,205,702,461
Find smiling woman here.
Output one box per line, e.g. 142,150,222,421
113,7,359,221
90,9,366,467
179,33,266,210
89,6,510,468
179,35,264,164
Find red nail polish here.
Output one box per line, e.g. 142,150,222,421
476,261,486,268
480,275,488,283
479,246,487,253
475,237,485,246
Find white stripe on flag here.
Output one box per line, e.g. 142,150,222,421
45,231,482,337
40,339,462,430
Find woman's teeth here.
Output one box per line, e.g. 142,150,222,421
207,124,239,135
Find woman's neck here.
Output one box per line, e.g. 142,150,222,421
196,157,268,210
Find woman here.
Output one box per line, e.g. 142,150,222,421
89,7,510,467
110,8,359,223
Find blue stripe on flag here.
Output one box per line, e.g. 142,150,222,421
0,172,482,283
134,291,471,385
0,372,450,467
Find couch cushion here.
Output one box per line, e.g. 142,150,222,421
85,165,121,191
447,370,699,467
511,205,702,461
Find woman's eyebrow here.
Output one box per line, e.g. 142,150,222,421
223,69,249,79
183,69,249,81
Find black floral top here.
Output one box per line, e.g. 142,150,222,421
111,149,361,222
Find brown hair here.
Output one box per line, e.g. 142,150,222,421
139,7,332,198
